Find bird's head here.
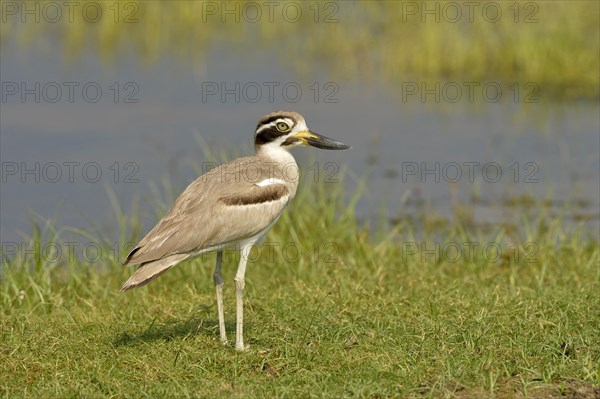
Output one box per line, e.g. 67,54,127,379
254,111,351,153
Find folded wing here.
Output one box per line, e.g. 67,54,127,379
123,157,294,266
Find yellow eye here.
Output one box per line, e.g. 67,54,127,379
276,122,290,132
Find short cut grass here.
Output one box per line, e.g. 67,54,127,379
1,170,599,398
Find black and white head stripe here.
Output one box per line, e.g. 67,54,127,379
254,111,305,146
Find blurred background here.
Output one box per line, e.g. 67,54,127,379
1,0,599,242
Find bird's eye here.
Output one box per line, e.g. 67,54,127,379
276,122,290,132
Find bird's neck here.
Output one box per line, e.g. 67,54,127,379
255,144,297,167
255,144,299,192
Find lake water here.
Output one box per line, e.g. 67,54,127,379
1,38,599,243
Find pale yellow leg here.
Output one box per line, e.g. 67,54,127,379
213,251,227,344
234,244,254,351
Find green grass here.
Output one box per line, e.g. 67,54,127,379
1,176,599,398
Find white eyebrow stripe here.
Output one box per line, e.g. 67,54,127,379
255,122,276,134
255,118,295,134
255,178,287,187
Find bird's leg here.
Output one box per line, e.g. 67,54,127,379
234,243,253,351
213,251,227,344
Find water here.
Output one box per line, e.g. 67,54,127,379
1,39,599,243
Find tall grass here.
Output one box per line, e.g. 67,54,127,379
2,1,598,100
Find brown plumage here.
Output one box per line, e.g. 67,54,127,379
121,156,297,290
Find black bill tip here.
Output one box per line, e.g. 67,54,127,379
306,131,351,150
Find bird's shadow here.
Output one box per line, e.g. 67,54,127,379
111,304,237,347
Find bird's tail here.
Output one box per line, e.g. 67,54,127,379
120,254,189,291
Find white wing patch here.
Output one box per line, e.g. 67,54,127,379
255,178,287,187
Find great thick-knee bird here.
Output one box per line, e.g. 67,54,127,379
121,111,350,350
